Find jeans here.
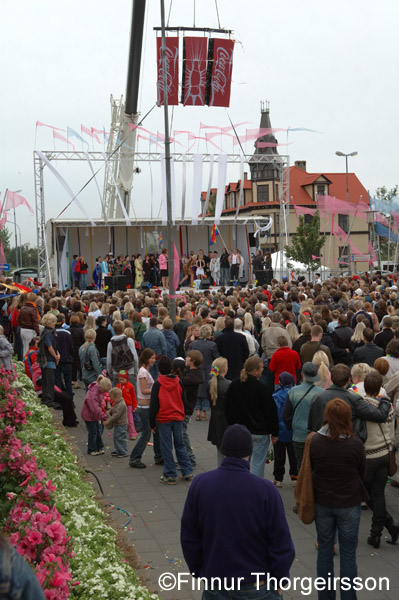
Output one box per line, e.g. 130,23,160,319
85,421,104,454
114,425,128,455
54,362,73,400
250,434,270,478
41,366,55,406
202,582,280,600
150,360,160,381
182,416,196,465
157,421,193,478
293,441,306,472
273,441,297,481
315,503,361,600
364,454,393,536
80,272,87,289
220,267,230,286
195,396,210,412
129,407,161,464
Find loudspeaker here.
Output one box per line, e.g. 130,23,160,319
200,279,211,290
254,270,268,285
248,232,257,248
104,276,115,293
116,275,127,291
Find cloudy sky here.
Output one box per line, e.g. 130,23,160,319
1,0,399,247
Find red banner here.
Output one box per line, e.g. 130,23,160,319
182,37,208,106
207,38,234,107
156,36,179,106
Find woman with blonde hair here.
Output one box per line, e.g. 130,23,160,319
225,355,279,478
84,315,96,334
349,321,366,355
214,316,225,337
88,302,101,319
188,325,220,421
286,322,299,345
207,357,231,465
312,350,331,389
79,328,103,389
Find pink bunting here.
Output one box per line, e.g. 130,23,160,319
199,122,250,131
333,258,349,265
4,191,33,214
393,212,399,230
293,205,316,217
187,133,223,151
312,255,321,260
0,240,5,273
375,212,390,228
256,141,292,148
0,210,7,231
317,195,368,219
173,243,180,292
368,241,377,265
81,125,99,141
332,222,366,256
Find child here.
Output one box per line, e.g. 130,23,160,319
81,374,112,455
24,336,39,378
150,356,193,484
0,324,14,371
117,370,137,440
104,388,129,457
272,371,298,487
172,351,204,468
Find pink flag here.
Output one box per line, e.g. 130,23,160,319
81,125,100,142
200,121,250,131
36,121,66,132
293,205,316,218
0,239,5,267
312,255,321,260
375,212,390,228
368,241,377,265
332,223,366,256
392,212,399,230
317,195,368,219
4,191,33,214
173,243,180,293
53,129,75,150
333,257,349,265
0,206,7,230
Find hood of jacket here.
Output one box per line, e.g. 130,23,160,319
158,373,181,393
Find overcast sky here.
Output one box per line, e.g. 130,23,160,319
2,0,399,247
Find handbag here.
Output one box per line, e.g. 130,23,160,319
294,431,316,524
378,424,397,477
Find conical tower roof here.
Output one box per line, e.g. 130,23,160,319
250,101,280,181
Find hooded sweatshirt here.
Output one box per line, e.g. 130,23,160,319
149,374,186,428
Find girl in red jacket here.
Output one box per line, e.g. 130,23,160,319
117,370,137,439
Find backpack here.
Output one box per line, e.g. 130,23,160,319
83,345,94,371
111,337,134,371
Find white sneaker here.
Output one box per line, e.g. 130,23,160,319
273,480,283,488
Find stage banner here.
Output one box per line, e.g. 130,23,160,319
156,36,179,106
207,38,234,107
182,37,208,106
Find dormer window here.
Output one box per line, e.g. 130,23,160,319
257,185,269,203
317,184,325,195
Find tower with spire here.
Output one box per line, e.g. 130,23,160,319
249,101,280,182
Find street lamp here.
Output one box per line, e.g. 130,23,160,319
335,151,358,204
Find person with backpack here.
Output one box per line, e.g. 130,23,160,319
272,372,298,487
24,336,39,378
79,329,103,390
106,319,138,388
142,316,167,380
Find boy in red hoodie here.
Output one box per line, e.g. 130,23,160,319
149,356,193,485
117,370,137,440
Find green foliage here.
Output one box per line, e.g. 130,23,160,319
285,212,326,275
0,228,11,255
375,185,398,201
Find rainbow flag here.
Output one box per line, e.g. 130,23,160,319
210,224,219,245
158,232,163,248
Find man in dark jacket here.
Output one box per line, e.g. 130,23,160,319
215,317,249,380
55,316,75,400
331,314,353,366
308,363,390,438
174,307,193,358
352,328,384,367
374,317,394,352
181,424,295,597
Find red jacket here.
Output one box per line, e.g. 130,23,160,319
117,381,137,409
269,346,301,384
149,374,185,427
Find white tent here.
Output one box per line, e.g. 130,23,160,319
271,251,331,281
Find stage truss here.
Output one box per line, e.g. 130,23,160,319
33,150,290,281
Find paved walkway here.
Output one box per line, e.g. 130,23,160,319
66,387,399,600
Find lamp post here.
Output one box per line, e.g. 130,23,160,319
335,151,358,273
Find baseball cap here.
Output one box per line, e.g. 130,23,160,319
302,362,321,382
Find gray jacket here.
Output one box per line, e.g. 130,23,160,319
188,338,220,398
261,323,292,359
0,335,13,371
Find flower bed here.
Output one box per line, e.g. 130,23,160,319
0,364,158,600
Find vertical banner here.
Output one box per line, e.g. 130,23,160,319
191,154,203,225
156,36,179,106
207,38,234,107
215,154,228,224
160,154,176,226
182,37,208,106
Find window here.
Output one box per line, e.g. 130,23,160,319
229,192,235,209
275,184,279,201
257,185,269,203
338,214,350,233
275,214,280,230
304,214,314,225
317,184,325,196
339,245,349,263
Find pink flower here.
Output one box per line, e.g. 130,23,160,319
27,482,43,497
26,530,43,546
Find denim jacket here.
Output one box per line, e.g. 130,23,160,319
0,538,46,599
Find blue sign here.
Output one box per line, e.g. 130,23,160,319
0,264,10,271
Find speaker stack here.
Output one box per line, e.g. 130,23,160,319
104,276,115,293
115,275,127,291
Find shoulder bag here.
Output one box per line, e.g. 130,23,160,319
294,431,316,524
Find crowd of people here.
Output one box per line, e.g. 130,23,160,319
1,267,399,598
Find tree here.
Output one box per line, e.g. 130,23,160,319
372,185,398,263
285,212,326,279
0,228,11,261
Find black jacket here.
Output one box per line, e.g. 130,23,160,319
68,324,85,361
225,375,279,436
55,327,74,363
207,377,232,447
307,384,390,440
174,319,190,358
181,368,205,415
331,326,353,364
352,342,384,367
95,326,112,359
215,328,249,381
374,329,394,352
